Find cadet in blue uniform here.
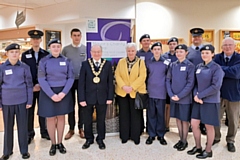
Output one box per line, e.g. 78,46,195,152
38,39,74,156
213,37,240,152
187,45,224,159
145,42,169,145
21,30,50,144
0,43,32,159
166,44,195,151
136,34,153,133
163,37,178,132
136,34,153,65
187,28,204,66
187,28,206,135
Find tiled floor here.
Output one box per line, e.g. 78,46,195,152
0,120,240,160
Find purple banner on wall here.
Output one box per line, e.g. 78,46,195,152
86,18,131,65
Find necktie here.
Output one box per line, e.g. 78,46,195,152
95,62,99,67
225,57,229,65
195,47,199,50
34,52,38,62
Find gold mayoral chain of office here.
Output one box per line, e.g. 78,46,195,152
88,58,106,83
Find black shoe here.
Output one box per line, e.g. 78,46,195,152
121,140,128,144
200,129,207,135
196,150,212,159
227,143,236,152
173,141,182,149
41,134,50,140
49,144,57,156
145,137,155,145
0,152,13,160
27,137,33,144
188,126,192,132
22,152,30,159
157,137,167,145
134,140,140,145
82,140,94,149
165,127,170,132
187,146,202,155
97,140,106,150
177,142,188,151
212,139,220,146
58,143,67,154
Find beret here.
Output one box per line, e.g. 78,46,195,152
5,43,21,51
48,39,61,47
151,42,162,50
139,34,150,42
175,44,188,51
200,44,215,53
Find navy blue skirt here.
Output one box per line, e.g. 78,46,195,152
38,87,73,118
170,102,191,121
191,102,220,126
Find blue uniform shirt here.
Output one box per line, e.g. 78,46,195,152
187,45,203,66
214,52,240,101
136,48,153,66
147,56,169,99
166,59,195,104
194,61,224,103
0,60,33,107
163,51,178,63
38,54,74,98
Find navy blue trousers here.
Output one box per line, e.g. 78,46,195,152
2,103,28,155
147,98,166,137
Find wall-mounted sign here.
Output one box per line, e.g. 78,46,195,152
44,30,61,50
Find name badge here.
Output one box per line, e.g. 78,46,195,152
180,66,186,71
164,60,170,65
140,56,145,60
5,69,13,75
26,54,32,58
60,62,66,66
167,59,171,62
196,69,201,74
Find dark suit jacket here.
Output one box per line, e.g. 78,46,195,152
21,48,49,85
78,58,114,105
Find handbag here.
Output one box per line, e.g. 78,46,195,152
134,59,149,109
135,92,149,109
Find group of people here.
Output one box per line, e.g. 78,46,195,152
0,27,239,160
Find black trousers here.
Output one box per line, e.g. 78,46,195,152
67,80,84,130
83,103,107,141
28,91,47,137
2,103,28,155
117,95,142,143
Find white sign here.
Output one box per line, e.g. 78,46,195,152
91,41,127,58
86,19,98,33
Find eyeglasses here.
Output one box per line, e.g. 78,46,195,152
222,44,234,47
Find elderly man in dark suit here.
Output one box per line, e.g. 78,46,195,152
78,44,114,150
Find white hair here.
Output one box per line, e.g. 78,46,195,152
91,44,102,51
222,37,235,44
126,42,137,50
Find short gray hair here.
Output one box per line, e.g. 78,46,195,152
222,37,235,45
126,42,137,50
91,44,102,51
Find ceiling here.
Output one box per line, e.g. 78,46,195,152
0,0,71,9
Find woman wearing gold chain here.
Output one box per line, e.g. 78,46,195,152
115,43,147,145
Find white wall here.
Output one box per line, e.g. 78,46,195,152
136,0,240,52
0,0,135,46
1,0,240,52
